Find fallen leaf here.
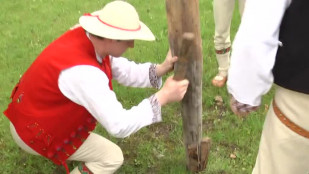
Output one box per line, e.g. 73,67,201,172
230,153,237,159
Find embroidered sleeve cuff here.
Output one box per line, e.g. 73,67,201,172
148,94,162,123
149,64,161,89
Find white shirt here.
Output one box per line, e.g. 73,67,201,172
58,54,162,138
227,0,292,106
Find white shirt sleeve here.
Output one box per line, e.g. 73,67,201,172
58,65,162,138
227,0,291,106
110,56,162,88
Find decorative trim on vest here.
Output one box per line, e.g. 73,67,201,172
78,163,94,174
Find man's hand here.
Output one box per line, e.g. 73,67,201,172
156,49,177,77
229,95,259,118
155,76,189,106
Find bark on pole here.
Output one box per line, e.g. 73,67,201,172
165,0,211,172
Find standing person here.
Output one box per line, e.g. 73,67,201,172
228,0,309,173
3,1,189,174
212,0,245,87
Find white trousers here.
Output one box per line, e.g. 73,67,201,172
213,0,245,50
213,0,245,73
252,87,309,174
10,124,123,174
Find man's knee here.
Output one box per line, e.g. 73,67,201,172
86,145,124,174
108,145,124,167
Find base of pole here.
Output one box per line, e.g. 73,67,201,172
187,137,211,172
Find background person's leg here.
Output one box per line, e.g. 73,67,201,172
238,0,246,16
212,0,235,87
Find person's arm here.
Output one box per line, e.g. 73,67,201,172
111,50,177,89
111,56,159,88
227,0,291,108
58,65,188,138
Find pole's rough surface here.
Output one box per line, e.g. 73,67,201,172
165,0,210,172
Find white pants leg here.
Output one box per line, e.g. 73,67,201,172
252,87,309,174
213,0,235,51
10,125,123,174
213,0,246,73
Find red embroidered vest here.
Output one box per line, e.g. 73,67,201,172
3,27,112,166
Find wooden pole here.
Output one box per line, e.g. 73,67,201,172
165,0,211,172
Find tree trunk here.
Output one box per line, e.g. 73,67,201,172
165,0,211,172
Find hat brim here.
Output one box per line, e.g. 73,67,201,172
79,15,155,41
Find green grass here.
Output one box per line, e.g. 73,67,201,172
0,0,274,173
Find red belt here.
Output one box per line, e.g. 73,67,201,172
273,99,309,139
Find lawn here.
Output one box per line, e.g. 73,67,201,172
0,0,273,173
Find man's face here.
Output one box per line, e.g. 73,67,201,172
91,35,134,58
108,40,135,57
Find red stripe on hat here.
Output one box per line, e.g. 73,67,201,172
83,13,141,31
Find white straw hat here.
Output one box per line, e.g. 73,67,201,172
79,0,155,41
